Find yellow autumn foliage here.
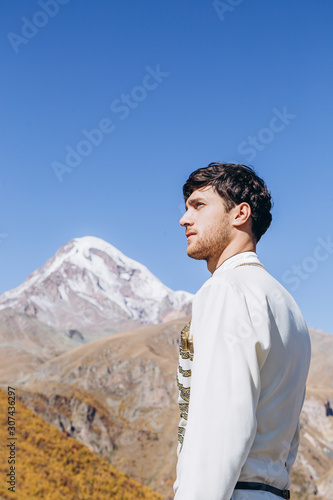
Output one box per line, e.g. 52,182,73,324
0,388,162,499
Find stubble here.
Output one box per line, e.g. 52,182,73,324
186,215,231,263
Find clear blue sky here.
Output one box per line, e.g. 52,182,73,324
1,0,333,333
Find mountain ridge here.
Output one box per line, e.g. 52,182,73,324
0,236,193,333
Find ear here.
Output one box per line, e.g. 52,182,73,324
232,202,252,227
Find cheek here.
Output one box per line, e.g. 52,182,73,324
200,212,215,228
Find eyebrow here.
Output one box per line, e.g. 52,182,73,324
185,196,206,209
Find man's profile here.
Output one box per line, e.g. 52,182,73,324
174,163,311,499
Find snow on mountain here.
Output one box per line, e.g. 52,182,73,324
0,236,193,331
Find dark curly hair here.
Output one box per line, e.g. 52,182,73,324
183,162,273,242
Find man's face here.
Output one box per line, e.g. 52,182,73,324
179,186,233,264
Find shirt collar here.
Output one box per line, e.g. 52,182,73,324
213,251,260,275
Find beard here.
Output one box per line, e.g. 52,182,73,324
186,218,232,262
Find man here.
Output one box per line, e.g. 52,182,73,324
174,163,311,500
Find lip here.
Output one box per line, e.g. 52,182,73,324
186,232,196,239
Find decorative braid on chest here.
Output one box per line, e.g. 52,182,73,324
179,321,194,357
177,320,193,450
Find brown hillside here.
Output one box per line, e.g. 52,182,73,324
20,317,187,498
0,308,82,386
2,318,333,498
0,388,161,500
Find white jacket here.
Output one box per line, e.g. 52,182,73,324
174,252,311,500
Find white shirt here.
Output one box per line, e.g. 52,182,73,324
174,252,311,500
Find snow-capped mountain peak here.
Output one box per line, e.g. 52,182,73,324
0,237,193,332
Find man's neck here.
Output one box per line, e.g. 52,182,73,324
207,241,256,274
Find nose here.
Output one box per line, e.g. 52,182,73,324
179,210,193,227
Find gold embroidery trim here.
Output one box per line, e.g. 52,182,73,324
177,378,191,403
178,427,185,446
179,403,189,420
235,262,265,270
180,350,193,361
180,321,194,354
179,365,191,377
177,320,193,449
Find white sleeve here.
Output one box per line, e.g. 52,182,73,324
174,280,270,500
285,420,300,475
285,386,306,475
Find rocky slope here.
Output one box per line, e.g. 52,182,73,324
290,328,333,499
0,388,162,500
0,236,192,333
17,317,186,498
0,308,83,386
294,391,333,499
8,321,333,499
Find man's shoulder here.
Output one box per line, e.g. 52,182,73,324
195,264,291,306
199,263,271,289
193,269,249,308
